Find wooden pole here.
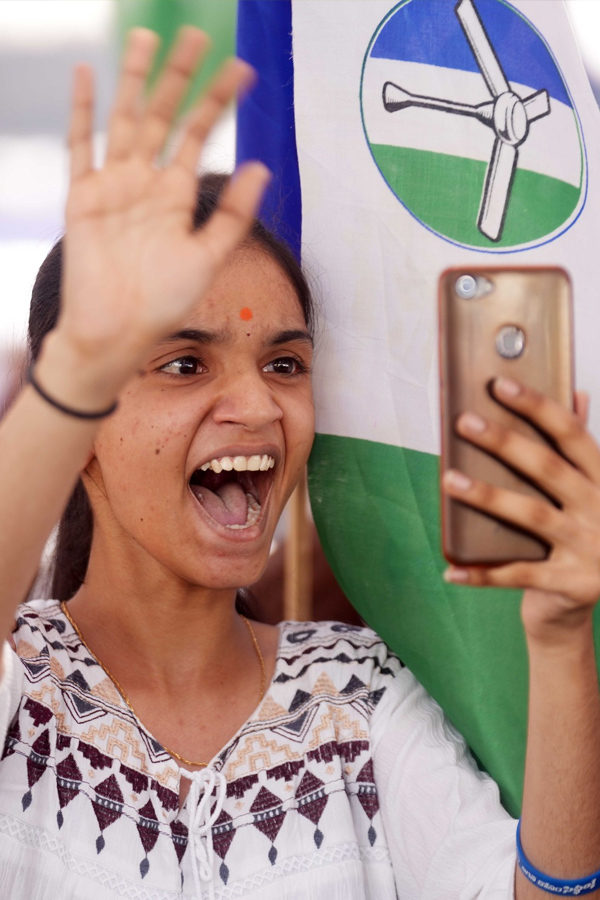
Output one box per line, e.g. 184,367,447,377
283,467,313,621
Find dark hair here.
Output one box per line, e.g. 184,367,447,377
29,174,314,606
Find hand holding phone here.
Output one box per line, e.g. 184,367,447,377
439,267,573,566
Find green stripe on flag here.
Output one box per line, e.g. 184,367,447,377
310,433,530,815
370,144,581,248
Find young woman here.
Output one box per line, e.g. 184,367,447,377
0,26,599,900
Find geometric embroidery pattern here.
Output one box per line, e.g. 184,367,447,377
1,600,404,895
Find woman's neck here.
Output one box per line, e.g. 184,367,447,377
65,537,249,700
63,535,281,776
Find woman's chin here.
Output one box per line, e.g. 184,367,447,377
178,530,274,592
185,557,270,593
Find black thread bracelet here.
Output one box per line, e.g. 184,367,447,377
28,368,118,420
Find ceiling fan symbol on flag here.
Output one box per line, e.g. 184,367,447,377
382,0,551,241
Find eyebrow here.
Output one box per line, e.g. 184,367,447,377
268,329,314,348
160,327,314,348
161,328,225,345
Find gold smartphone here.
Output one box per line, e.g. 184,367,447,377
439,267,574,566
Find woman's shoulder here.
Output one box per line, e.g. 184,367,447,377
12,599,100,683
275,619,404,696
14,599,67,649
279,619,400,655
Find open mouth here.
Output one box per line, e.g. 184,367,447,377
189,454,275,530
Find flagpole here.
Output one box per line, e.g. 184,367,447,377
283,468,313,622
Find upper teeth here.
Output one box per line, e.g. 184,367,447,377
199,454,275,474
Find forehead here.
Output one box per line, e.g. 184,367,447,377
197,247,305,329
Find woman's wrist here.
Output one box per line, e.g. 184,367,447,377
34,328,134,415
523,618,596,675
521,589,596,652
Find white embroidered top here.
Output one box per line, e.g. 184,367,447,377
0,600,517,899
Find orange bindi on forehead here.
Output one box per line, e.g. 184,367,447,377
239,307,253,321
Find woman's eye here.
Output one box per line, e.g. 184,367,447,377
159,356,205,376
263,356,307,376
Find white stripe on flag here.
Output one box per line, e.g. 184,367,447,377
363,58,582,188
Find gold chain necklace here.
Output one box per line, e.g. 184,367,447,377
60,600,266,769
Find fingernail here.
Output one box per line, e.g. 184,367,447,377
443,470,472,491
444,568,469,583
495,377,521,397
459,412,486,433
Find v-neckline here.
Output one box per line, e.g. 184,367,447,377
56,600,288,819
176,620,287,812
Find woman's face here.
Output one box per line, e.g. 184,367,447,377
86,246,315,590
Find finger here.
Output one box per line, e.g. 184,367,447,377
136,27,209,161
575,390,590,426
443,468,569,547
445,561,555,591
445,561,600,602
195,163,271,270
172,58,256,175
106,28,159,162
454,411,590,508
69,65,95,181
492,377,600,484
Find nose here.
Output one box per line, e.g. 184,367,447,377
212,368,283,431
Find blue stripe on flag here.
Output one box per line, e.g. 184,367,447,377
236,0,302,260
370,0,571,107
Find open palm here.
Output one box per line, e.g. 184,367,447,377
60,28,268,370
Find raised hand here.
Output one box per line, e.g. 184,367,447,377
52,28,269,401
442,378,600,639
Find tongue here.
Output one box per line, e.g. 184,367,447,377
193,481,250,526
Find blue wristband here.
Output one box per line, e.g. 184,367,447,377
516,820,600,895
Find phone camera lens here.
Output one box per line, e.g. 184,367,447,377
455,274,478,299
496,325,525,359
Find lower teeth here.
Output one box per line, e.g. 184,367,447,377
226,494,261,530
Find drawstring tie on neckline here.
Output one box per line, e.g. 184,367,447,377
187,767,227,900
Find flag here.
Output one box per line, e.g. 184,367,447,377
237,0,600,816
363,0,584,249
116,0,236,107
